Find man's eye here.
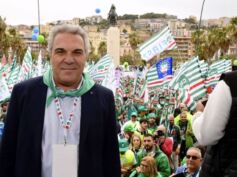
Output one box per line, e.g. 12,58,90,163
55,49,65,54
74,50,83,55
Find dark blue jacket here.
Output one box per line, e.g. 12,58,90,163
0,77,121,177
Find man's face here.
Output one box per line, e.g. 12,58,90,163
169,116,174,125
131,116,137,121
51,32,86,90
149,118,156,124
186,149,202,173
180,113,187,122
140,121,148,130
143,136,154,151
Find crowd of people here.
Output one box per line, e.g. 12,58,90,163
117,99,205,177
0,23,236,177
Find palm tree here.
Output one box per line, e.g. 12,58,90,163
0,16,8,57
8,27,27,63
0,17,26,63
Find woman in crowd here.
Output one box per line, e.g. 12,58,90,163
129,156,162,177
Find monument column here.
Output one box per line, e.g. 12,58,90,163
107,27,120,66
107,4,120,66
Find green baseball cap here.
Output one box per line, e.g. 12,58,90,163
148,113,156,119
130,112,138,117
123,124,135,133
138,105,146,112
119,139,129,152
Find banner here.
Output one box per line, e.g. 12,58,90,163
139,26,176,61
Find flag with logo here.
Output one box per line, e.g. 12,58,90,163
138,26,176,61
89,54,112,82
146,57,173,90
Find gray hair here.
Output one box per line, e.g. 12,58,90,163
47,24,90,56
187,147,202,158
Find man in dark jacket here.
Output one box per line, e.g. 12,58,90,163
0,24,121,177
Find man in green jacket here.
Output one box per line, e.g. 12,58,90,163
137,134,171,177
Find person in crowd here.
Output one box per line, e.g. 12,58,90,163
130,134,143,163
0,102,9,123
137,105,147,119
0,24,121,177
123,111,140,130
117,111,127,128
137,134,171,177
130,156,162,177
147,112,158,135
136,118,151,141
156,125,173,157
175,111,194,162
192,71,237,177
167,114,181,170
122,123,136,143
170,147,202,177
156,124,174,172
120,138,137,177
174,104,193,125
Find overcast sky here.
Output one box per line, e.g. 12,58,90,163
0,0,237,25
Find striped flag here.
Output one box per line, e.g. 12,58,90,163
178,88,196,112
6,56,20,92
34,50,43,77
199,60,208,78
224,60,232,72
19,47,33,81
205,60,227,87
138,26,176,61
89,54,112,82
169,57,206,101
0,77,11,102
146,57,173,90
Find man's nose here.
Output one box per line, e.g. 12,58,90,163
64,54,74,63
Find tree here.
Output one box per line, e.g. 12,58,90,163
0,16,8,57
0,17,26,63
98,41,107,57
129,32,142,62
192,17,237,61
88,41,99,63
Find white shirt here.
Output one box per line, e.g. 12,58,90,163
192,80,232,146
41,81,83,177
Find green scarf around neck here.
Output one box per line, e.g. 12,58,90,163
43,68,95,107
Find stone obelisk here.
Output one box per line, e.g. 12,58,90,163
107,4,120,66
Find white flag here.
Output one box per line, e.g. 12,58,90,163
139,26,176,61
0,77,11,102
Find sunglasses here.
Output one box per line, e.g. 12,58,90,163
186,155,200,160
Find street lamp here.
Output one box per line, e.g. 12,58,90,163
196,0,206,57
37,0,41,34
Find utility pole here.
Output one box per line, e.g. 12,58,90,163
37,0,41,34
196,0,206,57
